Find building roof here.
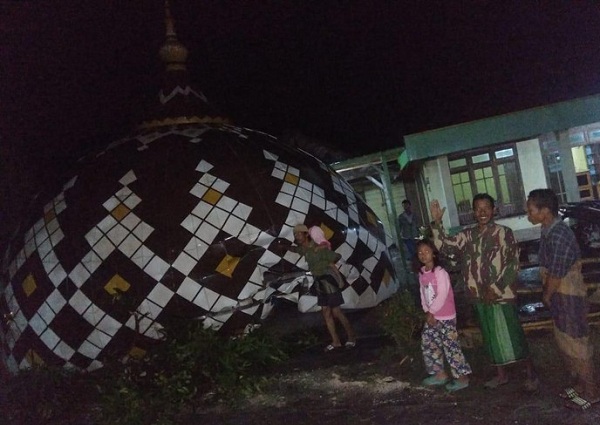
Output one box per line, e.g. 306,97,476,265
401,93,600,167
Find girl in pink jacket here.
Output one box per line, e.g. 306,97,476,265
416,239,472,392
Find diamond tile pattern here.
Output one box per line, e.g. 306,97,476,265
0,124,398,373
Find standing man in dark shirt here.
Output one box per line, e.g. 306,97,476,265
398,199,420,259
527,189,598,410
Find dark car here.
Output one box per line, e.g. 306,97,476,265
560,200,600,257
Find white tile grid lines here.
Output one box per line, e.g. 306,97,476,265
177,158,269,328
264,150,394,309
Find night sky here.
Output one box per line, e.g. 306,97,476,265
2,0,600,244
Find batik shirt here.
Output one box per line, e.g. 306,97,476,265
431,221,519,302
539,218,580,278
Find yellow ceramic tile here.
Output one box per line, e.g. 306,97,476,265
25,349,45,367
382,269,392,287
284,172,299,185
44,208,56,224
320,224,334,240
203,188,222,205
128,346,147,359
216,254,240,278
104,274,131,295
111,203,131,221
366,211,377,226
22,274,37,297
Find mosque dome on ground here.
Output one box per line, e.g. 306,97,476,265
0,5,398,373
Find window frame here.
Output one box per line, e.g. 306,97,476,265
448,143,525,225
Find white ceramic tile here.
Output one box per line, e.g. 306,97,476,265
46,289,67,313
102,196,120,211
69,290,92,315
199,173,217,186
115,186,133,200
275,192,293,208
189,182,208,199
86,329,111,348
238,224,261,245
180,214,202,234
81,250,102,274
176,277,202,301
82,303,105,326
119,234,142,258
37,302,56,324
78,340,102,359
137,299,163,320
96,314,121,336
54,341,76,360
196,221,220,244
223,215,244,237
49,227,64,247
291,197,310,214
191,200,212,219
35,226,49,246
131,245,153,269
123,193,141,209
263,149,278,161
40,328,60,350
107,223,129,247
295,186,311,202
205,207,228,228
119,170,137,186
97,215,118,235
281,182,296,195
85,226,103,248
172,251,197,275
93,236,115,260
183,236,208,260
271,168,285,179
121,212,140,230
46,217,60,235
232,203,252,220
194,287,220,310
287,165,299,176
48,264,67,287
195,159,213,173
298,178,312,190
147,283,174,308
312,194,325,210
216,196,237,212
132,221,154,242
144,255,170,281
37,238,53,261
29,313,47,335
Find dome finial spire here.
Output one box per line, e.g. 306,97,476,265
159,0,188,71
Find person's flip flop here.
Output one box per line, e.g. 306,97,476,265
324,344,341,352
421,375,449,386
483,377,509,389
559,387,579,400
564,395,600,411
344,341,356,349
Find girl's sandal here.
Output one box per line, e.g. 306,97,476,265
564,395,600,411
559,387,579,400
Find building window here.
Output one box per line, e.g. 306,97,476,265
449,144,524,225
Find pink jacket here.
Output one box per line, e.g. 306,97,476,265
419,266,456,320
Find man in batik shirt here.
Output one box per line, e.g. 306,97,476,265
527,189,598,410
430,193,537,390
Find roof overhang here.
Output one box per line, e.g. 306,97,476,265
330,147,404,181
402,93,600,168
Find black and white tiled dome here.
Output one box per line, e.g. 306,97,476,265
0,7,398,373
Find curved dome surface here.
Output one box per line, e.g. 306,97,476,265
0,123,398,372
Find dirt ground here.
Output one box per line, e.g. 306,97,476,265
3,304,600,425
188,306,600,425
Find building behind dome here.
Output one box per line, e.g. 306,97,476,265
0,4,398,373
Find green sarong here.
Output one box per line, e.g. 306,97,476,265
474,302,529,366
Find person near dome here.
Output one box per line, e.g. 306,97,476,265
287,224,356,352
